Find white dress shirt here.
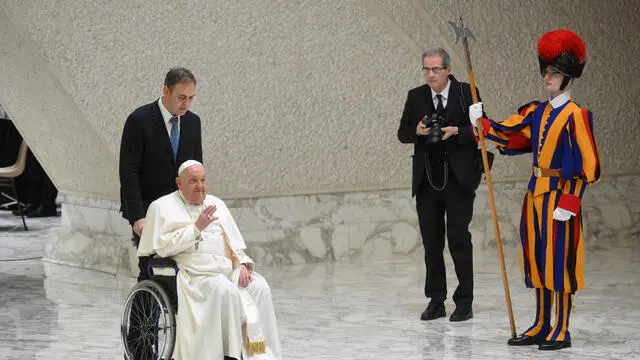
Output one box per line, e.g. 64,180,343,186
430,79,451,109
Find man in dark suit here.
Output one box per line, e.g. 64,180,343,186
119,67,203,359
119,66,203,281
397,47,482,322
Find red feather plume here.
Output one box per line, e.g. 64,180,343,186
537,30,586,63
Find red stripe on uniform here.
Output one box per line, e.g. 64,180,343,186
580,109,598,153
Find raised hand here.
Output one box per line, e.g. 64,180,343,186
195,205,218,231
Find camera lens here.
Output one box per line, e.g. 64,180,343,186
428,125,441,143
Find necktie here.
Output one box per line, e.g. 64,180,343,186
435,94,445,117
169,117,179,161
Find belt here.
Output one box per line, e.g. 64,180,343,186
533,166,562,178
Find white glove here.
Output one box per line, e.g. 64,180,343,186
553,208,575,221
469,102,483,128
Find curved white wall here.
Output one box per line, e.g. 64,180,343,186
1,1,638,200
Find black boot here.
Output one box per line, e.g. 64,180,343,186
509,288,552,346
420,302,446,320
508,333,546,346
538,339,571,350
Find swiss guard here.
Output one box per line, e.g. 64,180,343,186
468,29,601,351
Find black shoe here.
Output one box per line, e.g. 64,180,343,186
538,339,571,351
508,334,545,346
12,203,35,216
420,302,446,321
449,306,473,322
27,204,59,218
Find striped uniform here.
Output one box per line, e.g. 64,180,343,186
479,98,600,341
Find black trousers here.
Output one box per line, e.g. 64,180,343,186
0,118,15,167
416,155,476,307
5,147,58,207
1,119,27,204
23,149,58,206
132,232,150,281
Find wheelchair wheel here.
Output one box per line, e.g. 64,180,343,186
121,280,176,360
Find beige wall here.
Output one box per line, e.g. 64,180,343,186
1,1,638,200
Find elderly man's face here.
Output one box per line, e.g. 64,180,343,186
423,55,451,93
177,165,207,204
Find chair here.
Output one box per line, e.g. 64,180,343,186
0,140,29,230
121,257,179,360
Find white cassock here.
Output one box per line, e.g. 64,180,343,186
138,191,282,360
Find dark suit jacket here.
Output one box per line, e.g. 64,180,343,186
397,75,482,196
119,100,203,224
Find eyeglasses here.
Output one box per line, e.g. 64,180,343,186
422,66,446,74
541,67,568,77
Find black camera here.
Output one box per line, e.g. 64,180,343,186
422,113,449,144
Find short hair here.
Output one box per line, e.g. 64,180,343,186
164,67,196,88
422,47,451,68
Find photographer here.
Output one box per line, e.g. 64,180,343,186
397,47,484,322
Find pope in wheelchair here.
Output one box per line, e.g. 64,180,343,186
123,160,282,360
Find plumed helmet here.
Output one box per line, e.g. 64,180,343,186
537,29,587,78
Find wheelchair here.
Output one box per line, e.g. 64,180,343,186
121,257,179,360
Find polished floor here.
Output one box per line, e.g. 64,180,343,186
1,210,639,360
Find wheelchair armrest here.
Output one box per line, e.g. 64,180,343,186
147,257,179,277
145,257,180,310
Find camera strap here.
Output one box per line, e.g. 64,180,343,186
424,149,448,191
